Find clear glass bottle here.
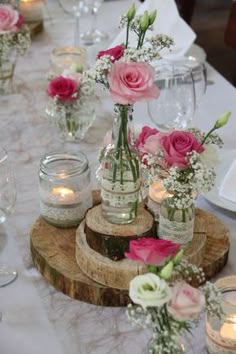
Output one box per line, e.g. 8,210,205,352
39,151,92,227
100,104,141,224
158,197,195,246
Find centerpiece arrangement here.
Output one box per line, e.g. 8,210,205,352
125,237,224,354
46,65,96,141
0,4,31,94
88,3,174,224
136,112,230,244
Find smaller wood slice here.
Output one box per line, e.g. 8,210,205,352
85,204,155,260
76,221,146,290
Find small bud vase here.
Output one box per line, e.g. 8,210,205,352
100,104,141,224
158,197,195,246
46,97,96,142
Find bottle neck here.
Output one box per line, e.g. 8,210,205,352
112,104,134,148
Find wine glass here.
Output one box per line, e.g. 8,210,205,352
0,148,17,287
173,58,207,108
58,0,85,46
80,0,108,45
147,63,196,131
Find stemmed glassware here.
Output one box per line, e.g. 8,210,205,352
58,0,85,46
80,0,108,45
0,148,17,287
148,63,196,131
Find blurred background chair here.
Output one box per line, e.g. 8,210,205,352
224,1,236,86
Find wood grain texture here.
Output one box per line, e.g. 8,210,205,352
30,207,230,306
85,204,155,260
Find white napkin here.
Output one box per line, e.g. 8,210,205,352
219,158,236,203
111,0,196,60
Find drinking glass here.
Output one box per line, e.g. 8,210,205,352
147,63,196,131
58,0,84,46
80,0,108,45
0,148,17,287
175,58,207,108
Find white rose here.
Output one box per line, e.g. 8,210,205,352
129,273,171,308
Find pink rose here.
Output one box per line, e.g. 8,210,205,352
97,45,125,63
125,237,180,265
47,76,79,102
108,62,160,105
0,5,21,33
136,126,159,153
160,131,204,168
16,14,24,29
168,282,205,321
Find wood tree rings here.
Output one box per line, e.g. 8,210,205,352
85,205,155,260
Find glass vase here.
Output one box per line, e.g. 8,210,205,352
0,57,15,95
147,335,194,354
158,197,195,246
100,104,141,224
46,97,96,142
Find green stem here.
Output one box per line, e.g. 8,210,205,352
125,21,130,48
201,127,216,145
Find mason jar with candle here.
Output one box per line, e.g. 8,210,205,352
19,0,43,23
50,46,88,76
206,275,236,354
39,151,92,228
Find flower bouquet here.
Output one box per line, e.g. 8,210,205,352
0,4,31,94
46,66,95,141
88,3,174,224
125,237,223,354
136,112,230,244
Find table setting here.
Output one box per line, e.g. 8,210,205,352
0,0,236,353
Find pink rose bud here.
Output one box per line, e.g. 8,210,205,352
159,130,204,168
47,76,79,102
97,45,125,63
109,62,160,105
125,237,180,265
168,282,205,321
0,4,21,33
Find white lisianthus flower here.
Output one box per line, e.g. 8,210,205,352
129,273,171,308
201,144,219,168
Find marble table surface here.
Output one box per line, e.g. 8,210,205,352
0,1,236,353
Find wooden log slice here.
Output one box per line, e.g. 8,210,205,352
30,206,230,306
30,217,129,306
85,204,155,261
76,221,146,290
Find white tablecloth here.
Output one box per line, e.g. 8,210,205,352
0,1,236,353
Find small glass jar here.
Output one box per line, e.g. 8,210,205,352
50,46,88,76
39,151,92,228
206,276,236,354
158,197,195,246
19,0,44,23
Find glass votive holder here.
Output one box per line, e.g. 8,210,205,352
19,0,43,23
50,46,88,76
206,275,236,354
39,151,93,228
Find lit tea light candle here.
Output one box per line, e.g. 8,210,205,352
149,180,170,203
51,187,75,203
220,320,236,340
19,0,43,23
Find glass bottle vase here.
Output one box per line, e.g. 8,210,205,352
100,104,141,224
158,197,195,246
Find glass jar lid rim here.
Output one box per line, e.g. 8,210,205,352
40,151,89,176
